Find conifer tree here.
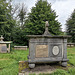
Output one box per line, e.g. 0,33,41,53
66,9,75,43
0,0,16,41
25,0,62,35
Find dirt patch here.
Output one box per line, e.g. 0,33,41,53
19,63,56,75
23,63,56,72
0,68,3,71
19,62,61,74
0,59,10,60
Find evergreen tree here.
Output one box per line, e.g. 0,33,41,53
25,0,62,35
66,9,75,43
0,0,16,41
18,3,27,29
12,3,27,45
0,0,8,35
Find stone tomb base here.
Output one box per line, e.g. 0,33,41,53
19,61,71,75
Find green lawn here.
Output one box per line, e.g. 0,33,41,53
0,49,29,75
0,47,75,75
50,47,75,75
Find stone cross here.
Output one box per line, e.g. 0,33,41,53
43,21,51,35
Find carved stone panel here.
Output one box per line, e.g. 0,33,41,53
1,46,7,53
36,45,48,58
52,46,59,55
0,44,7,53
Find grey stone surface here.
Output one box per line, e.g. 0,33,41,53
43,21,51,35
14,46,27,50
1,46,7,51
1,46,7,53
0,35,4,42
61,61,67,67
29,64,35,68
52,46,59,55
19,73,25,75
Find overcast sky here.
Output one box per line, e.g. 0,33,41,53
12,0,75,31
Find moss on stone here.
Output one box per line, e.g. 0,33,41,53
19,61,29,73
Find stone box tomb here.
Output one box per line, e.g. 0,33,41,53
0,35,11,53
27,21,70,68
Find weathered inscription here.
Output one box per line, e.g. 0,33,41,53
52,46,59,55
0,44,7,53
36,45,48,58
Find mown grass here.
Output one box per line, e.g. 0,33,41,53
67,47,75,66
0,47,75,75
0,49,29,75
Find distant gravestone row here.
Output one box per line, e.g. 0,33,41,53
67,43,75,47
14,46,27,50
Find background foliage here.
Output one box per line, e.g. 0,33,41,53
66,9,75,43
0,0,74,45
0,0,16,41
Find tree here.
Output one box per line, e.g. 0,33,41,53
12,3,28,45
25,0,62,35
0,0,16,41
18,3,27,29
66,9,75,43
0,0,8,35
12,26,28,46
12,3,27,29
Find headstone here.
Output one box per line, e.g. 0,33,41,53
0,35,11,53
1,46,7,53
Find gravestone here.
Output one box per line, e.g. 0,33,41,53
27,21,70,68
0,35,11,53
14,46,28,50
1,46,7,53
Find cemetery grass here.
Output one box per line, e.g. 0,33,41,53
50,47,75,75
0,49,29,75
0,47,75,75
